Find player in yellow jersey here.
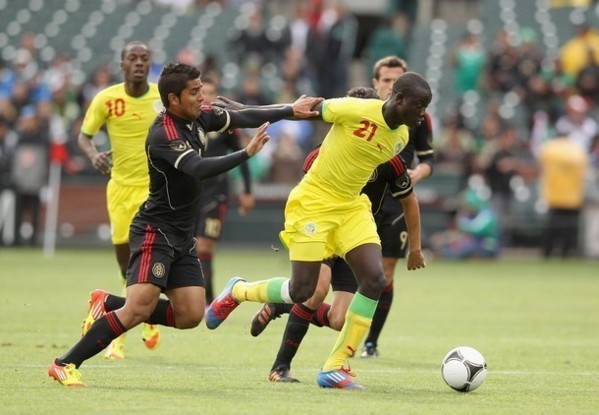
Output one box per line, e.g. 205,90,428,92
77,41,162,360
207,72,432,390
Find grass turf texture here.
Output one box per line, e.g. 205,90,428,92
0,247,598,414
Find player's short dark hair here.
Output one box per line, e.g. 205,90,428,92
391,72,432,100
158,63,202,108
347,87,379,99
373,56,408,80
121,41,149,60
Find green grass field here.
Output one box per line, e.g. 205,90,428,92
1,247,598,414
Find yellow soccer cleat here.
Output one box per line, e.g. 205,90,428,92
48,359,85,387
142,323,161,350
104,334,126,360
81,289,109,336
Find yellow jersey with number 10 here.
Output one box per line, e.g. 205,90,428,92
81,82,162,186
302,97,409,201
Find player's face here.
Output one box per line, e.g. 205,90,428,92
373,66,405,100
397,94,430,128
175,78,205,121
121,45,151,83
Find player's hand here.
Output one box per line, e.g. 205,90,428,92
407,250,426,270
212,96,245,110
291,95,323,118
238,193,255,215
407,168,423,184
91,150,113,175
245,122,270,157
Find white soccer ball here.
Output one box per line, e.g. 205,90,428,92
441,346,487,392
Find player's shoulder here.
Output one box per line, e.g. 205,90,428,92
323,97,381,121
148,112,181,142
384,154,407,178
148,82,160,96
97,82,126,98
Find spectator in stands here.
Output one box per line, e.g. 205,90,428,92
229,5,275,65
526,57,575,125
473,111,502,154
386,0,418,41
0,115,17,191
560,22,599,78
11,106,49,246
0,115,17,245
435,110,475,187
364,16,407,78
538,135,589,258
449,31,485,96
555,94,597,152
486,29,520,94
429,188,500,260
575,48,599,107
477,124,527,244
311,2,357,98
78,64,114,109
236,70,271,106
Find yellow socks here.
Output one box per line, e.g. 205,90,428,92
232,277,291,303
322,292,377,371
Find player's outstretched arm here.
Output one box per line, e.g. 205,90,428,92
177,123,270,180
400,192,426,270
220,95,323,128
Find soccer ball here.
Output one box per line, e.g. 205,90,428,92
441,346,487,392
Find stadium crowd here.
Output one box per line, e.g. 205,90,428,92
0,0,598,257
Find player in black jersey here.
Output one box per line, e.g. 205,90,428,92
194,78,255,305
361,56,434,358
48,63,322,386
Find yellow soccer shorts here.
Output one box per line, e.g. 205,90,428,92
280,187,380,262
106,179,148,245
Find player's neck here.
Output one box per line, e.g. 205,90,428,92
382,102,403,129
125,81,149,98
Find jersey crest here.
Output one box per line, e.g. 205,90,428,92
169,140,188,152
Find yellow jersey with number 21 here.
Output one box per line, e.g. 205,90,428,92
301,97,409,201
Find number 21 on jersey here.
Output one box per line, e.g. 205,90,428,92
353,120,377,141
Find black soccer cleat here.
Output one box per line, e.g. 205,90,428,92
250,303,282,337
268,365,300,383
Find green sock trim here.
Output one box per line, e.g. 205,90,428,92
349,292,377,319
266,277,287,303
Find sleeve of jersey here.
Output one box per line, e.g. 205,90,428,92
414,112,435,170
199,105,295,132
228,105,294,129
178,149,250,180
80,93,107,137
386,156,413,199
321,98,354,124
148,130,251,180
